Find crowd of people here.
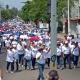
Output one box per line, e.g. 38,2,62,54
0,19,80,80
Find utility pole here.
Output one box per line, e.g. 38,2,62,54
0,5,1,22
50,0,57,68
68,0,70,34
78,0,80,19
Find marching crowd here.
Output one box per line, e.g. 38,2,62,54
4,33,80,69
0,20,80,80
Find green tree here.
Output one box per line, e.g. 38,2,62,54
1,7,18,20
19,0,78,21
1,9,11,20
19,0,48,22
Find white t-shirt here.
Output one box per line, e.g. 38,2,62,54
24,49,32,60
12,49,18,60
37,51,46,64
69,44,75,53
12,40,18,47
57,47,62,56
31,47,37,58
46,50,51,58
17,43,24,54
72,47,79,56
21,41,27,47
6,50,14,62
5,40,11,47
62,46,71,54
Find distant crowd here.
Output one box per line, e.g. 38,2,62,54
0,19,80,80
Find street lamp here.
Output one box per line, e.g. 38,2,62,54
0,5,1,22
68,0,70,34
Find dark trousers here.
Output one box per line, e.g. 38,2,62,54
15,60,19,71
64,54,71,68
0,47,1,53
6,62,14,71
73,55,79,66
57,56,61,65
32,58,36,69
37,63,45,80
46,58,50,67
18,54,24,65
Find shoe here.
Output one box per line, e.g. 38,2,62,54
10,71,14,74
22,65,24,68
6,70,9,73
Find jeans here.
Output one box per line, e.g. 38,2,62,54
37,63,45,80
57,56,61,65
6,62,14,71
18,54,24,65
73,55,79,66
25,59,32,70
46,58,50,67
32,58,36,69
64,54,71,68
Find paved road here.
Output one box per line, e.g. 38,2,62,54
0,48,80,80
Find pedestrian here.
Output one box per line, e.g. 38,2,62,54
36,47,46,80
62,42,71,69
17,41,24,68
56,43,62,69
12,46,19,71
24,45,32,70
72,42,79,68
45,47,51,69
6,46,14,73
31,42,37,70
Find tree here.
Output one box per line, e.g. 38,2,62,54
19,0,78,22
1,8,11,20
19,0,48,22
1,7,18,21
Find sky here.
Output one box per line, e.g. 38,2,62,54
0,0,27,10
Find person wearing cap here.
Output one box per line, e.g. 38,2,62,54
62,42,71,69
6,46,14,73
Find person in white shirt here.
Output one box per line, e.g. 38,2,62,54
31,42,37,70
5,38,11,48
62,42,71,69
72,42,80,68
17,42,24,67
12,46,19,71
45,47,51,68
24,45,32,70
36,46,46,80
56,43,62,69
11,39,18,48
6,47,14,73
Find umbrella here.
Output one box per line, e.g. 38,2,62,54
29,36,40,42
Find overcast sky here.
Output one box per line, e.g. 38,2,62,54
0,0,27,10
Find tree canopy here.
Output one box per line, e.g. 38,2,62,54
1,6,18,21
19,0,49,22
